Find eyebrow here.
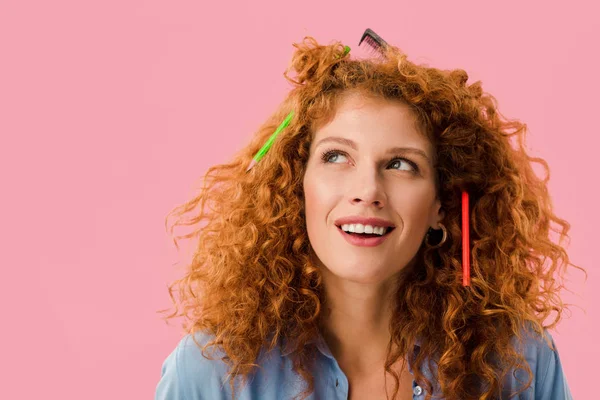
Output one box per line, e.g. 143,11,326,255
315,136,431,162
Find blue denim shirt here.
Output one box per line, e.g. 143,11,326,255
155,327,573,399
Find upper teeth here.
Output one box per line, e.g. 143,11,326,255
340,224,389,235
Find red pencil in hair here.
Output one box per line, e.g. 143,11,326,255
462,190,471,287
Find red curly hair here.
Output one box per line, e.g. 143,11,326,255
159,37,585,400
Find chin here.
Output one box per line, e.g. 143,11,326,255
322,264,393,285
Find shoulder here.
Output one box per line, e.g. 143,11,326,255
503,326,573,399
154,330,234,400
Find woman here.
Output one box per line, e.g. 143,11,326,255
155,37,581,399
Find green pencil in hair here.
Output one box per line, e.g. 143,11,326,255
246,110,294,172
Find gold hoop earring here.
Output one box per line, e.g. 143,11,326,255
425,223,447,249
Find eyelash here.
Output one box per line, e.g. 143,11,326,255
319,148,420,173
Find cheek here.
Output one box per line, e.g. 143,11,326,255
304,171,336,210
302,174,319,225
391,185,436,220
303,171,338,233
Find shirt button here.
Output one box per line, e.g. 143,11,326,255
335,378,339,387
413,385,423,396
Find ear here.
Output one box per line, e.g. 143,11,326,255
430,198,445,229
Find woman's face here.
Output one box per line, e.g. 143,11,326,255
303,91,444,284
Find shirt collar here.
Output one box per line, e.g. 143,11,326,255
280,331,422,370
280,332,324,358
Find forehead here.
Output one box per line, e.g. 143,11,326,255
311,91,432,153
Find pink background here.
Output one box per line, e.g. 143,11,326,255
1,0,597,399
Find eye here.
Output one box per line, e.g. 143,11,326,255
388,158,416,172
321,149,348,164
320,149,419,173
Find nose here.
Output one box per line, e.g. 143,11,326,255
351,194,384,208
351,197,383,208
349,170,386,208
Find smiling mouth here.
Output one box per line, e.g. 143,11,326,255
335,225,396,237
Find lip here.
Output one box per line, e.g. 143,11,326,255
334,216,395,228
336,225,394,247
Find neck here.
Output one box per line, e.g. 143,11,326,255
319,268,399,375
